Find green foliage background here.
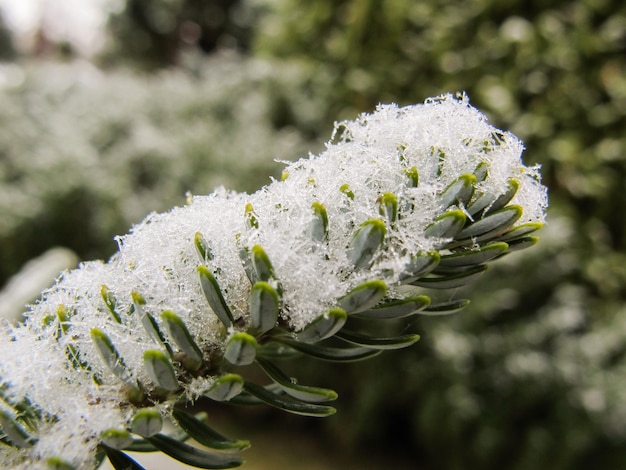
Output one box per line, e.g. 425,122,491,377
1,0,625,468
0,58,315,284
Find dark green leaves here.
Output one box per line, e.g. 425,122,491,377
439,242,509,267
440,174,476,209
101,285,121,323
148,433,244,469
473,162,489,182
422,299,470,315
224,333,257,366
90,328,136,388
100,429,134,450
198,265,235,327
243,381,336,417
244,203,258,229
310,202,329,243
143,350,179,391
273,337,381,362
249,282,280,335
339,280,387,314
506,236,539,252
340,183,355,200
336,330,420,350
378,192,398,224
410,265,488,289
102,410,247,469
239,244,282,298
356,296,430,319
55,304,72,336
250,245,277,283
425,210,466,239
205,374,245,402
296,308,347,342
55,305,90,372
405,166,419,187
130,409,162,438
456,205,523,241
256,357,338,402
194,231,213,262
0,408,36,448
103,446,145,470
347,219,386,269
161,310,203,372
398,251,440,284
468,179,519,216
487,179,520,214
172,409,250,451
497,222,543,242
466,191,497,216
132,292,172,356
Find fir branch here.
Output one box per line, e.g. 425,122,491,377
0,94,547,469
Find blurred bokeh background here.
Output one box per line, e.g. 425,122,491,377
0,1,625,469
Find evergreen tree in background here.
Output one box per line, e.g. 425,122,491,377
105,0,257,67
0,10,16,60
